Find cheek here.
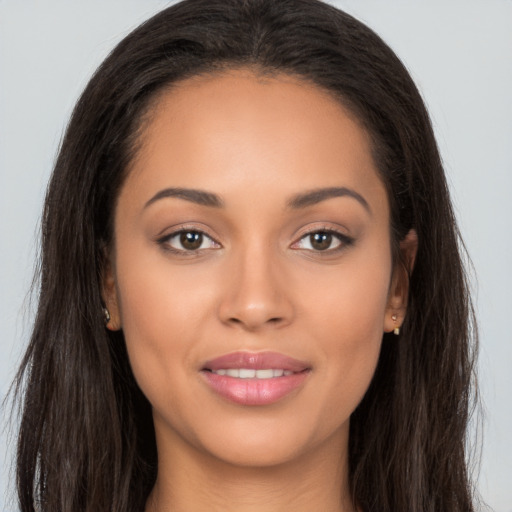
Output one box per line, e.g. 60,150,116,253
298,248,391,409
112,244,239,428
112,247,205,398
115,236,214,337
300,246,392,341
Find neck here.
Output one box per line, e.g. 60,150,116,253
145,425,357,512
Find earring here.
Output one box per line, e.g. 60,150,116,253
391,314,400,336
103,307,111,325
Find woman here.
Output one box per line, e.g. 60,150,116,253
13,0,478,510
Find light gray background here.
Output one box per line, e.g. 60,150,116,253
1,1,511,511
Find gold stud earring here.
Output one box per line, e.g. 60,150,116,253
391,314,400,335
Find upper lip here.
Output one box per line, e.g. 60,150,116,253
202,351,310,372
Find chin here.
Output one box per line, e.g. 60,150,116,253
177,411,349,471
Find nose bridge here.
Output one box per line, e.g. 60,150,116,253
218,236,293,330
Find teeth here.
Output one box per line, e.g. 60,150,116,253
211,368,294,379
255,369,273,379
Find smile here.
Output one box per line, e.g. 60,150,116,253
208,368,294,378
201,351,310,406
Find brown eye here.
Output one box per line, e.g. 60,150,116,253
310,232,333,251
292,229,350,253
161,230,219,253
180,231,203,250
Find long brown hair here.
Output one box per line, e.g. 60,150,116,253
13,1,478,510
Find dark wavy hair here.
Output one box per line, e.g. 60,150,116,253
13,0,478,510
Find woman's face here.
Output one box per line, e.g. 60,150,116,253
105,69,409,468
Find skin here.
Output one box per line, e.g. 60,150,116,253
103,69,416,512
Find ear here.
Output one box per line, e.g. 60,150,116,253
101,249,122,331
384,229,418,334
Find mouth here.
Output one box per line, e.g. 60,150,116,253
202,350,310,373
205,368,295,378
201,351,311,406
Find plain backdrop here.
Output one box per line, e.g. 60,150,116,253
1,1,511,511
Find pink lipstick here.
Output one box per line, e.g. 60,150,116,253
201,351,310,406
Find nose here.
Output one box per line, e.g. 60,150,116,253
218,245,294,331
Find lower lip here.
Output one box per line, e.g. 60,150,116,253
201,370,309,406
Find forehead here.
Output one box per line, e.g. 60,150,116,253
123,69,388,215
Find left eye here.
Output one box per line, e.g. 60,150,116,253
294,231,347,252
164,230,219,252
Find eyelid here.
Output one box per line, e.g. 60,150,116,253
155,223,353,255
290,226,354,252
156,224,222,254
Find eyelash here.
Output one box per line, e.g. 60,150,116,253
292,227,354,254
157,227,220,255
157,227,354,256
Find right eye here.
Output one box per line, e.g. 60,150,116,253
159,230,220,253
291,228,354,254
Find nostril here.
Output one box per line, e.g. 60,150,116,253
226,315,284,328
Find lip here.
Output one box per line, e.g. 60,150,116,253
203,351,310,372
201,351,311,406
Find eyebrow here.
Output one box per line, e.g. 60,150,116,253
287,187,371,213
144,185,370,213
144,187,224,209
